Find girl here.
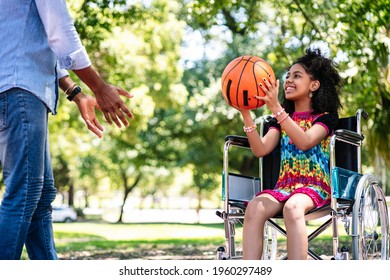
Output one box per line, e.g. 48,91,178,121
237,48,342,259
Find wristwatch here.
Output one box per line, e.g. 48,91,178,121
67,86,82,101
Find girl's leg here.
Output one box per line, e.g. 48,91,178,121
283,193,315,260
242,194,283,260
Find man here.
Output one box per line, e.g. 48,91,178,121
0,0,134,259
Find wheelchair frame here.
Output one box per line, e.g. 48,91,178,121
216,109,389,260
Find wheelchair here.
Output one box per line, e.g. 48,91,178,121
216,109,389,260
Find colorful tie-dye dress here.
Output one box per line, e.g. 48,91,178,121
258,111,338,208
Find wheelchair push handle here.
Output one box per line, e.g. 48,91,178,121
356,109,368,120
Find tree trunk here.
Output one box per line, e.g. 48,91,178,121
68,184,74,206
117,172,142,223
196,189,202,223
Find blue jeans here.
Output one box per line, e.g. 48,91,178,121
0,88,58,259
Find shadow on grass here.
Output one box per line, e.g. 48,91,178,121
53,221,351,260
54,222,226,259
55,236,224,260
101,221,225,229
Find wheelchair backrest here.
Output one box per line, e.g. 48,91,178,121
334,116,358,172
261,115,358,190
261,119,281,190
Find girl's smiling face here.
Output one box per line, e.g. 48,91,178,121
283,63,319,101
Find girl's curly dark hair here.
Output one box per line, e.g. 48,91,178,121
282,48,342,114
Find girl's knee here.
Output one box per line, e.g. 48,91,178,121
245,199,266,220
283,200,305,221
283,194,315,220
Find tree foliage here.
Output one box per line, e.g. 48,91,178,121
47,0,389,215
179,0,390,191
50,0,187,217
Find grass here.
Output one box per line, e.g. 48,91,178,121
52,222,226,260
54,222,225,241
50,221,354,260
20,220,354,260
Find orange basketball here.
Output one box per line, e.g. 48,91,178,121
221,55,275,109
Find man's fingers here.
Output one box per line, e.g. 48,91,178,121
85,120,103,138
118,87,134,98
93,118,104,132
120,104,134,119
113,109,129,128
106,110,129,128
103,112,113,125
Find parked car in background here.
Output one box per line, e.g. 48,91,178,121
52,205,77,223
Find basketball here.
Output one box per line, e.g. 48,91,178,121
221,56,275,109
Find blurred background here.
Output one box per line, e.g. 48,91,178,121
1,0,388,224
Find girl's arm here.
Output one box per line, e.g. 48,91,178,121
255,78,328,151
274,116,328,151
238,109,280,158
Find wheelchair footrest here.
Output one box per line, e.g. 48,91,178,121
215,210,224,219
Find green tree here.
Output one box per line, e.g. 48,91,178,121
49,0,187,218
179,0,390,193
48,0,389,218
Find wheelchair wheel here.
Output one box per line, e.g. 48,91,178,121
351,174,390,260
262,221,278,260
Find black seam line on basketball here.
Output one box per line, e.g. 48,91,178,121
226,79,233,105
243,90,249,106
222,56,244,90
255,63,272,77
237,56,253,108
252,61,260,108
223,57,244,106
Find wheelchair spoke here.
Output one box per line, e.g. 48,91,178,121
356,179,389,260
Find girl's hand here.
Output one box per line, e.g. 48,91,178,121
231,104,252,119
254,75,281,113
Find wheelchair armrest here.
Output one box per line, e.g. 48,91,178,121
225,135,250,148
334,129,364,145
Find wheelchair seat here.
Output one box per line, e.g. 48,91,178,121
216,109,389,260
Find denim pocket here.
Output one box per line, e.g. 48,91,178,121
0,93,6,131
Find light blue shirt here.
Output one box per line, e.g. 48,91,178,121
0,0,91,114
